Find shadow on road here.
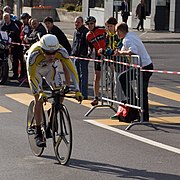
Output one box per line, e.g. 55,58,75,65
69,158,180,179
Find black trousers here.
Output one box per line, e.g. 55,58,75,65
137,17,144,30
122,12,129,23
119,63,153,121
11,45,26,78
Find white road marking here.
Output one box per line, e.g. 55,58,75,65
84,120,180,155
139,31,147,37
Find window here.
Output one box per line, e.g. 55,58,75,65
95,0,104,8
145,0,151,16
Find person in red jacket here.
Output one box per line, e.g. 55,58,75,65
85,16,106,106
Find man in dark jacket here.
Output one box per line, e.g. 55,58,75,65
43,16,71,55
43,16,72,92
136,0,146,31
2,13,22,79
121,0,130,23
26,19,46,45
71,16,89,99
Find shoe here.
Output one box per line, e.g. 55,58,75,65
84,97,88,100
34,134,46,147
90,99,98,106
133,27,139,31
9,75,18,80
64,86,70,94
140,28,144,31
111,113,120,120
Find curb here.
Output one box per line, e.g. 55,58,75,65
142,40,180,44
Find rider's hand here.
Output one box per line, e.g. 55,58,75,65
38,92,48,102
75,91,83,104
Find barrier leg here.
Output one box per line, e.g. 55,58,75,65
125,121,159,130
19,77,28,87
84,104,117,117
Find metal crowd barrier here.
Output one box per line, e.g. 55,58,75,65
84,55,157,130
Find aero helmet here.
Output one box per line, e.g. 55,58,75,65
39,34,59,52
84,16,96,24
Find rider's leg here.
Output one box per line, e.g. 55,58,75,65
34,94,46,147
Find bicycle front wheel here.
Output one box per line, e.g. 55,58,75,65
52,104,72,165
26,100,44,156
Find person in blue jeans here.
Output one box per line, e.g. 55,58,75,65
71,16,89,99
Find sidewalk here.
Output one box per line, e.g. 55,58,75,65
55,21,180,44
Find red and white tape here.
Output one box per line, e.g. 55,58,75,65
70,56,141,68
70,56,101,63
141,69,180,75
70,56,180,75
10,42,30,47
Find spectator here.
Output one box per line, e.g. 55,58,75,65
85,16,106,106
20,13,31,45
71,16,89,99
26,18,46,45
43,16,71,55
18,12,32,80
121,0,130,23
98,17,124,120
28,18,33,29
43,16,71,92
115,22,153,122
103,17,122,56
3,5,17,21
2,13,22,80
135,0,146,31
0,9,4,30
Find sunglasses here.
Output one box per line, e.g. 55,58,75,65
86,22,94,25
43,50,57,55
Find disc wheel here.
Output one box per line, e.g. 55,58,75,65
52,105,72,165
26,100,44,156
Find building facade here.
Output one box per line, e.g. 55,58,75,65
82,0,180,32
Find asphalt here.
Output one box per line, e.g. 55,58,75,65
54,21,180,44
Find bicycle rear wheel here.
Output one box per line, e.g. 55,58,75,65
26,100,44,156
52,104,72,165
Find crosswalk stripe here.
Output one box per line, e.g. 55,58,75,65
150,116,180,124
5,93,51,111
149,100,166,106
149,87,180,102
0,106,11,113
5,93,33,106
1,92,179,125
94,116,180,126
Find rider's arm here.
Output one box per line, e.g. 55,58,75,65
26,48,41,94
56,48,80,91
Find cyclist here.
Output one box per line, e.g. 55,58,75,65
26,34,83,147
85,16,106,106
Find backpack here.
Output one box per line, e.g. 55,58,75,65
117,105,140,123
